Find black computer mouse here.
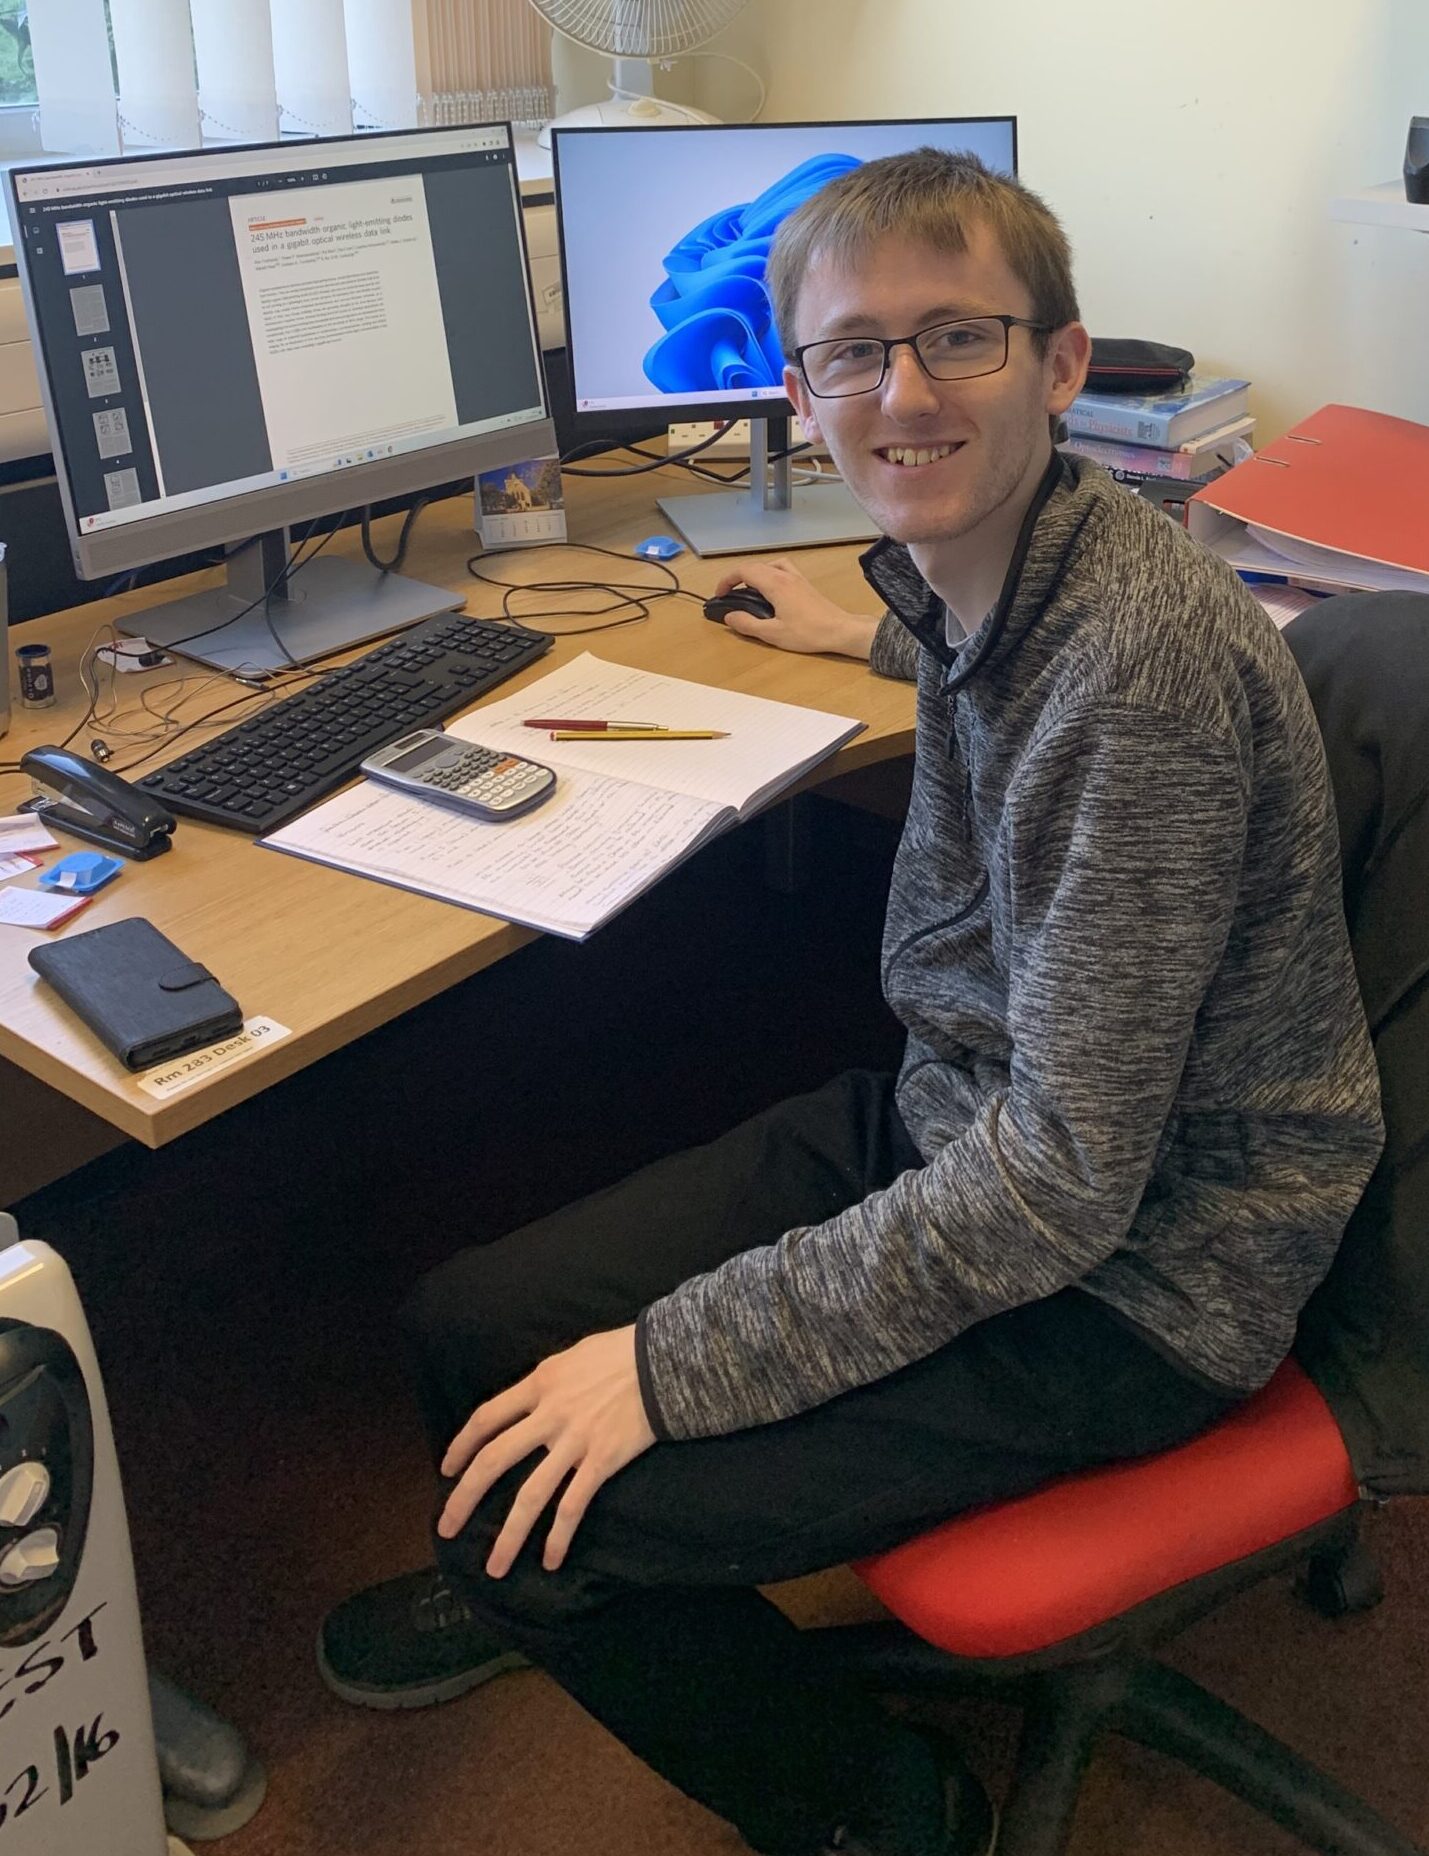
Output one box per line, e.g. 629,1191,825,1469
704,588,776,624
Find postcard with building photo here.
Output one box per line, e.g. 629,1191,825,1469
475,456,566,547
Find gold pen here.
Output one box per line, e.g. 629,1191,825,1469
550,728,729,741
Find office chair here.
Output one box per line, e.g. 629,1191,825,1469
814,591,1429,1856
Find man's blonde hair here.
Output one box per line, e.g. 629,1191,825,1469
767,147,1079,353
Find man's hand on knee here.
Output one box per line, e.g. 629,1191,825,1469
437,1324,656,1578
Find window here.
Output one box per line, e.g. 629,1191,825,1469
19,0,553,157
0,2,36,109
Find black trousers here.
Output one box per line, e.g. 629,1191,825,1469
404,1071,1233,1856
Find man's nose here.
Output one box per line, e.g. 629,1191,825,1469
879,343,942,421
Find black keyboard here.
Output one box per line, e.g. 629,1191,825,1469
138,613,552,834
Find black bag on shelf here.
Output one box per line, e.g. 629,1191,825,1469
1086,338,1194,393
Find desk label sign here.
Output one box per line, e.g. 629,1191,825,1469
137,1014,291,1100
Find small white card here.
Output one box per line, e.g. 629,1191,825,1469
475,456,567,548
0,853,39,882
0,888,89,929
0,816,60,855
96,637,173,673
136,1015,292,1098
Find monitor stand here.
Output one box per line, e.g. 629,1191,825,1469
656,417,878,558
118,526,464,678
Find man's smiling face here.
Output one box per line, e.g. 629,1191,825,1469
783,222,1086,557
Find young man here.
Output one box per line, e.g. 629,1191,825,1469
319,152,1383,1856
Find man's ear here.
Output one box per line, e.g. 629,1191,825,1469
784,364,821,444
1045,321,1092,420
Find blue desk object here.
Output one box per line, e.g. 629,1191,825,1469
635,534,684,560
38,851,123,895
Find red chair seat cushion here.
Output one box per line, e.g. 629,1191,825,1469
853,1358,1358,1659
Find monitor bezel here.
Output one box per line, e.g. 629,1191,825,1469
551,115,1020,443
6,122,555,583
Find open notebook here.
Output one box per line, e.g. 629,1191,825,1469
262,654,864,940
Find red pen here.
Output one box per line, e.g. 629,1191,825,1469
522,718,664,730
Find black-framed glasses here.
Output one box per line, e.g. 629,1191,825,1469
793,314,1055,399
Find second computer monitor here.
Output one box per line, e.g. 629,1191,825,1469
554,117,1018,434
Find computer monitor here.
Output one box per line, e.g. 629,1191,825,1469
7,124,556,675
552,117,1018,556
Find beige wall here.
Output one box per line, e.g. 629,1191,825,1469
753,0,1429,441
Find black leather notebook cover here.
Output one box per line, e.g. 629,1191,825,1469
29,918,243,1072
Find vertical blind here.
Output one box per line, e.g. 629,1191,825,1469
29,0,555,156
271,0,354,141
109,0,201,148
420,0,556,130
29,0,119,158
189,0,279,145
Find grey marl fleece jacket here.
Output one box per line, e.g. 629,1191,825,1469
635,453,1384,1442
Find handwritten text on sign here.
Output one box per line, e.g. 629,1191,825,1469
0,1602,121,1833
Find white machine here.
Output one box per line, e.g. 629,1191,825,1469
0,1213,182,1856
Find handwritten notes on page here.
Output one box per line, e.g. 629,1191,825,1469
264,767,723,940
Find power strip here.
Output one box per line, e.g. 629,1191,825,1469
668,417,812,458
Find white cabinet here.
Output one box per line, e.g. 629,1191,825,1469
0,278,48,465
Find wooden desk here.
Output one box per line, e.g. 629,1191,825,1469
0,474,914,1202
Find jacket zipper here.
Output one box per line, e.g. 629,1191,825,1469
884,871,991,976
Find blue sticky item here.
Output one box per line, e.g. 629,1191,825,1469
635,535,684,560
38,851,123,895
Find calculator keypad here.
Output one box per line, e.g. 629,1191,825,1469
425,748,553,816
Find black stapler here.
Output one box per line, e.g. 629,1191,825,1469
19,745,177,860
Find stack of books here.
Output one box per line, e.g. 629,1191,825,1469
1062,373,1254,491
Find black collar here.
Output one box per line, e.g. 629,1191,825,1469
860,449,1072,687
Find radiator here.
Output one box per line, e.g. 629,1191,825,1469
0,1213,176,1856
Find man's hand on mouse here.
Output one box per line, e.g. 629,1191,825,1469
712,558,881,660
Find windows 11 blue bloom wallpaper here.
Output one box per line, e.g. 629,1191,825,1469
642,153,862,394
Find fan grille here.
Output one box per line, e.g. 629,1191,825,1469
527,0,750,60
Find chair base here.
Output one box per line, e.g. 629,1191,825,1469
1107,1659,1422,1856
810,1622,1425,1856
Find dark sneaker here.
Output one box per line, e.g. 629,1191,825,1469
317,1568,527,1710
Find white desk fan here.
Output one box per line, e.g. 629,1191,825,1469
531,0,753,146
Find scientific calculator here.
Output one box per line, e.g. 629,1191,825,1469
360,728,557,821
